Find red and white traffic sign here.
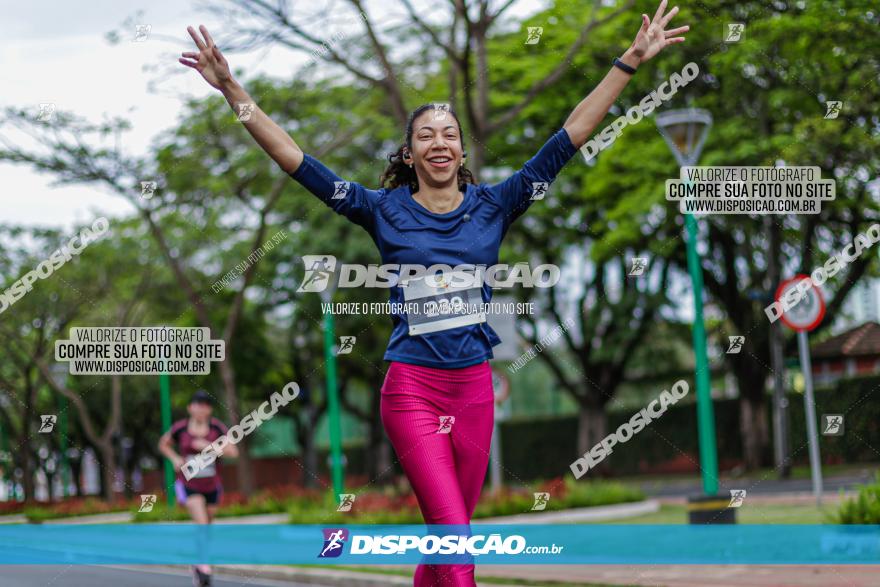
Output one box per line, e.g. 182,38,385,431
491,367,510,404
775,274,826,332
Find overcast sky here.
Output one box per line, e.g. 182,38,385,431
2,0,550,230
0,0,704,328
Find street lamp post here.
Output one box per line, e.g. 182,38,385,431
159,372,174,506
318,279,345,503
48,363,71,498
656,109,721,500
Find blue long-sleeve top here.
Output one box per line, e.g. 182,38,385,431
289,127,579,368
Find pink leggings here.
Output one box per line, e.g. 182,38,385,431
380,360,494,587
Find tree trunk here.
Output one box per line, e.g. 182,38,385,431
122,451,134,498
576,403,608,462
45,468,56,501
21,381,35,501
302,423,319,489
365,386,392,485
218,359,254,496
20,445,34,502
732,354,772,470
98,443,116,502
739,394,769,470
293,385,322,490
70,456,83,496
377,436,393,481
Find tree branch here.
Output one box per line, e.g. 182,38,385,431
487,0,633,135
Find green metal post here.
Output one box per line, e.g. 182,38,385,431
323,310,344,501
59,395,69,497
0,419,7,493
159,373,174,506
685,213,719,495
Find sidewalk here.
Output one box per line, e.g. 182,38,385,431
207,562,880,587
473,500,658,524
468,564,880,587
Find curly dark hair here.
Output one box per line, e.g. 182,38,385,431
379,103,477,192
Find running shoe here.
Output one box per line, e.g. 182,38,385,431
191,565,211,587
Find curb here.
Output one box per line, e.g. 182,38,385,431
474,499,659,524
43,512,132,524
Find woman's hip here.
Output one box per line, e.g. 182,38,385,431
380,360,493,403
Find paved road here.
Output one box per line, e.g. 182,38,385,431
473,563,880,587
1,566,323,587
638,472,870,498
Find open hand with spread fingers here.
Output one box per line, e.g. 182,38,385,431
629,0,689,63
179,25,234,91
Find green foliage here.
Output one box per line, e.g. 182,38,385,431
23,498,134,523
124,478,643,525
836,472,880,524
500,394,743,479
289,477,643,525
500,374,880,480
473,476,643,518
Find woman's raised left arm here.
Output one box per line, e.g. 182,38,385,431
562,0,689,148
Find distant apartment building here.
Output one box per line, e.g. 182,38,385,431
832,278,880,332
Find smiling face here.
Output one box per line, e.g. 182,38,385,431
403,109,465,189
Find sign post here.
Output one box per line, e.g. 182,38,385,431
776,274,826,505
486,295,518,495
490,367,511,495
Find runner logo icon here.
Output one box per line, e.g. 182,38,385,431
319,528,349,558
298,255,337,292
726,336,744,354
628,257,647,276
437,416,455,434
822,414,844,436
337,494,356,512
337,336,356,355
332,181,350,200
138,494,157,512
39,415,57,433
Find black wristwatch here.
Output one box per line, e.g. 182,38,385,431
612,56,637,75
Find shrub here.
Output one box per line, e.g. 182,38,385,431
835,472,880,524
288,477,644,524
24,497,135,523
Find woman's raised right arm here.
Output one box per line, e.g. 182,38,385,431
180,25,304,174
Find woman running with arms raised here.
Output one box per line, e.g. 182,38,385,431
179,4,687,584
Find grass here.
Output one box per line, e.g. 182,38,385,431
586,503,836,524
614,462,878,486
128,477,644,525
287,477,643,525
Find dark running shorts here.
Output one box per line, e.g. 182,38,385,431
174,479,222,505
